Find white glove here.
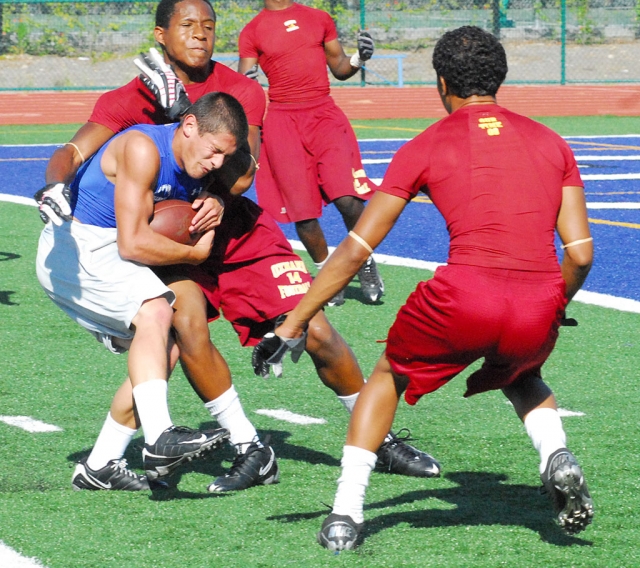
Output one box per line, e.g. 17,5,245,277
34,183,72,225
134,47,192,120
350,31,375,69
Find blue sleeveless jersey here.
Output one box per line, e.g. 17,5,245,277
72,123,204,228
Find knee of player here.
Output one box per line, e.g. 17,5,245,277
306,314,340,352
134,297,174,333
171,308,210,345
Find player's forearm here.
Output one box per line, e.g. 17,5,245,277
284,238,369,332
45,146,82,185
330,56,361,81
561,251,592,303
117,230,210,266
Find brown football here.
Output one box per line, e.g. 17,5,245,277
150,199,197,245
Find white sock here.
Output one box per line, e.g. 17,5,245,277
205,385,259,453
132,379,173,445
524,407,567,474
337,392,359,413
86,412,137,471
332,445,377,524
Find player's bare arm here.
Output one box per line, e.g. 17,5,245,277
45,122,116,185
109,132,214,266
556,185,593,302
324,38,360,81
277,191,407,338
325,31,375,81
238,56,258,76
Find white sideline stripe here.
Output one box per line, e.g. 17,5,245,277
587,202,640,209
255,409,327,425
0,416,63,433
0,541,47,567
576,155,640,161
4,193,639,211
581,173,640,180
2,197,639,315
289,240,640,314
0,194,37,206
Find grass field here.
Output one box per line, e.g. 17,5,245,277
1,118,640,567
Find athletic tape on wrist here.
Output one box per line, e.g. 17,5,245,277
65,142,85,165
348,230,373,254
349,53,363,69
561,237,593,249
249,153,259,171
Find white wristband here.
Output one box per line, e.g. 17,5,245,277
350,53,363,69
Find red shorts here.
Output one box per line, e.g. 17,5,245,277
256,96,376,224
189,197,313,346
385,264,567,404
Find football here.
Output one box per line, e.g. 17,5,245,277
150,199,197,245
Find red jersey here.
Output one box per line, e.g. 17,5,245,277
238,3,337,103
380,104,583,272
88,61,266,131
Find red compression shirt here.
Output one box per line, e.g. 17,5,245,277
89,61,266,131
379,104,583,272
238,3,337,103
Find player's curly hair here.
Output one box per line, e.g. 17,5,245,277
156,0,216,28
432,26,507,98
185,92,249,144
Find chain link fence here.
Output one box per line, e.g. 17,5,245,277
0,0,639,90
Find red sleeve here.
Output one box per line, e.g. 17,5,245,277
560,140,584,187
88,79,165,132
378,135,431,201
321,10,338,43
238,19,258,59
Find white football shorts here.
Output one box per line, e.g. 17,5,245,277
36,221,175,352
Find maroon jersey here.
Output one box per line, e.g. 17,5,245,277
88,61,266,130
380,104,583,272
238,3,337,103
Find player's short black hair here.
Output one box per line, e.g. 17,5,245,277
155,0,216,28
432,26,507,98
185,92,249,144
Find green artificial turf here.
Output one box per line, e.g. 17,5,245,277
2,199,640,567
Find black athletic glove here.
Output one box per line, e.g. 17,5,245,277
252,330,307,379
244,64,260,81
560,316,578,326
34,183,72,225
357,30,375,62
134,47,192,121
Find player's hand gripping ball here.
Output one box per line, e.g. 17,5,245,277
150,199,198,245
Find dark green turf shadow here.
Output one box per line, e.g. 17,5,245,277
268,471,594,547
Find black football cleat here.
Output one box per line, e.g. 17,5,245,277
72,458,161,491
357,256,384,303
375,429,441,478
207,437,279,492
142,425,229,480
541,448,594,534
317,513,363,552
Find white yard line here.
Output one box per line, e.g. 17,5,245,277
254,409,327,425
0,541,47,568
0,416,62,433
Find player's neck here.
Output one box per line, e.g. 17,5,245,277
450,95,497,112
264,0,294,11
173,60,213,85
